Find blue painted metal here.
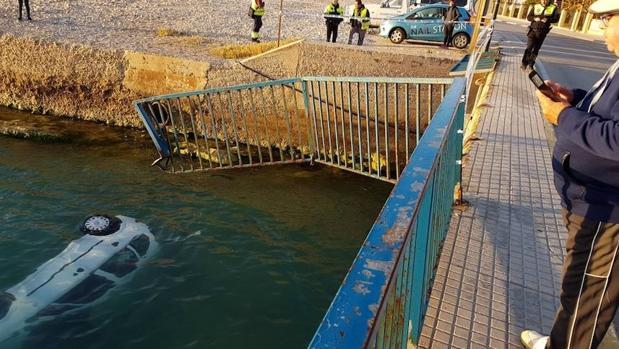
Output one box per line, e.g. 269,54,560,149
308,77,466,349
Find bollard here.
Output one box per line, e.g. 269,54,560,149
508,3,516,17
582,12,594,33
501,1,510,16
570,8,582,31
558,8,568,27
517,4,528,19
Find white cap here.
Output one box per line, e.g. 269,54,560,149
589,0,619,15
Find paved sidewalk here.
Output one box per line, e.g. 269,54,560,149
496,16,604,42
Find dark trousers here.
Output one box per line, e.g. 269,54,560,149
547,210,619,349
522,29,547,67
326,22,339,43
18,0,30,19
348,27,366,46
443,24,454,46
252,15,263,34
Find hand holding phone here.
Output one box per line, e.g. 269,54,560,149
528,69,561,102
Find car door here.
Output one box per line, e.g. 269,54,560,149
407,6,445,41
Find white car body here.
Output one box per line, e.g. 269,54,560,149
0,215,157,343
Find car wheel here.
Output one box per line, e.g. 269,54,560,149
452,33,470,49
389,28,406,44
80,215,121,236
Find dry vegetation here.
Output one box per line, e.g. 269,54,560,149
208,38,299,59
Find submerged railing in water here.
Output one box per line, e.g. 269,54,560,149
134,77,452,183
309,77,466,349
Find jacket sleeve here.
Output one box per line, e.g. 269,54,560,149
527,7,536,22
556,103,619,161
571,89,588,106
549,7,560,23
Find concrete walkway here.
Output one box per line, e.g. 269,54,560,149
416,42,613,347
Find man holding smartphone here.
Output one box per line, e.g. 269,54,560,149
520,1,619,348
522,0,559,70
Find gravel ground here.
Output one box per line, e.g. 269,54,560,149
0,0,390,60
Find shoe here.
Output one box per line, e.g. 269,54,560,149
520,330,549,349
251,38,260,43
520,64,527,71
18,16,22,21
27,17,31,20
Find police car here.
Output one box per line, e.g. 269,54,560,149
0,215,157,343
379,4,473,48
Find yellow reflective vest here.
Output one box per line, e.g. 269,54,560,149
252,0,265,17
352,7,370,31
533,3,557,16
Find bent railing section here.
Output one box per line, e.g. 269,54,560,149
134,77,452,183
309,77,466,349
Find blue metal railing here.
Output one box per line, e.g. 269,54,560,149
309,77,466,349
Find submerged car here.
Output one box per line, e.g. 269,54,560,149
0,215,157,343
379,4,473,48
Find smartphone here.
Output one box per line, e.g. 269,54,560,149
528,69,561,102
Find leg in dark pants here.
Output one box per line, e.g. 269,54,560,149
547,210,619,349
522,30,546,68
18,0,31,20
251,15,263,41
348,26,360,45
326,22,339,43
530,32,548,67
357,30,366,45
443,24,454,46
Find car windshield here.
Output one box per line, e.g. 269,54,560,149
0,292,15,320
383,0,403,7
99,247,139,278
55,274,115,305
129,234,150,257
410,7,444,19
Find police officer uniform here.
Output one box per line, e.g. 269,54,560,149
324,0,344,43
522,0,559,69
250,0,265,42
348,2,370,46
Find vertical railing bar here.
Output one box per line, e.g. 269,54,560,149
316,81,328,161
348,82,356,170
356,82,363,172
384,83,390,181
331,81,341,166
301,80,315,159
258,87,275,163
394,84,400,180
364,82,371,176
226,91,243,165
291,82,304,159
195,96,214,169
165,99,184,172
148,102,175,172
280,85,295,161
339,81,348,168
268,86,286,162
428,84,433,122
415,84,421,145
374,82,380,177
205,94,224,167
186,96,204,170
375,298,388,349
248,89,264,164
237,90,253,166
441,84,446,99
405,83,410,162
323,81,334,164
175,98,195,172
309,81,322,161
216,93,234,166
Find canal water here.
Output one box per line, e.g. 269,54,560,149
0,108,392,349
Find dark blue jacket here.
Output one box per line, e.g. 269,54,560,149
553,64,619,223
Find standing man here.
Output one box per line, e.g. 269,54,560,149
18,0,31,21
520,1,619,348
521,0,559,70
250,0,265,43
324,0,344,43
442,0,460,48
348,0,370,46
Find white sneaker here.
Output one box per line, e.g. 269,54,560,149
520,330,549,349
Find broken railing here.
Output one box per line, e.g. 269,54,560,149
309,77,466,349
134,77,452,183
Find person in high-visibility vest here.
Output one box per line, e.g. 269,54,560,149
324,0,344,43
521,0,559,70
249,0,265,43
348,0,370,46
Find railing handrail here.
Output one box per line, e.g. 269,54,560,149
308,77,466,349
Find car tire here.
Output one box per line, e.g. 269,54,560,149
389,28,406,44
452,33,470,49
80,215,121,236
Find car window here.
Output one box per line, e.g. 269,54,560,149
413,7,444,19
458,8,470,20
98,247,139,278
129,234,151,257
384,0,403,7
54,274,114,305
0,292,15,320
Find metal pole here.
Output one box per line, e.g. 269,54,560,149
484,0,500,51
277,0,284,47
